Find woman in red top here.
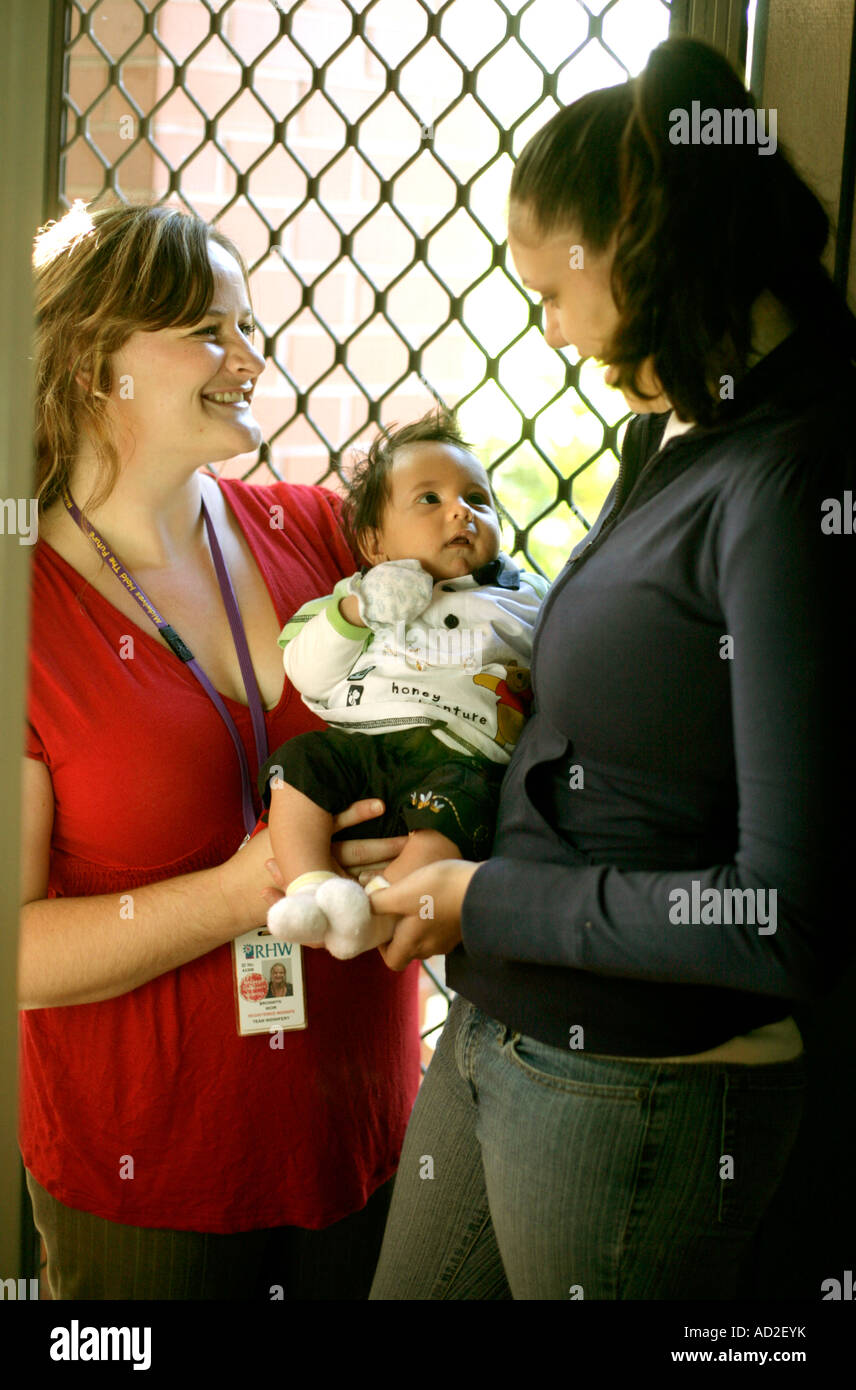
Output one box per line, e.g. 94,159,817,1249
21,201,421,1299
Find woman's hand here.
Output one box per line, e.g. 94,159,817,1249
255,799,407,904
217,827,289,924
330,799,408,881
256,800,408,947
368,860,481,972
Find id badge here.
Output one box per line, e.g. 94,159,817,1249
232,926,307,1036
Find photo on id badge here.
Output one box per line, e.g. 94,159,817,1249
233,926,307,1036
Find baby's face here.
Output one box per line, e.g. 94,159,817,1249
363,442,501,582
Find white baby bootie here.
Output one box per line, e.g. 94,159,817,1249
267,871,392,961
266,871,332,944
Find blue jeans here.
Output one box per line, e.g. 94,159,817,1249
369,997,806,1300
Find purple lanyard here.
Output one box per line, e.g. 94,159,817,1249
61,486,269,838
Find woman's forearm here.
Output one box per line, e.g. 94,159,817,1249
18,845,268,1010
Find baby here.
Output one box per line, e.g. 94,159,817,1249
260,408,547,958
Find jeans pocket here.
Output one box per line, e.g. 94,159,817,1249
716,1068,806,1230
505,1032,647,1102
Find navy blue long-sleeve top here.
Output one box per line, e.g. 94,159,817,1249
448,327,856,1055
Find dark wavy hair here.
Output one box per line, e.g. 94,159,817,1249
510,37,856,425
342,406,474,560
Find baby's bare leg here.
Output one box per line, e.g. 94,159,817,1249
380,828,462,884
267,781,338,884
266,782,377,954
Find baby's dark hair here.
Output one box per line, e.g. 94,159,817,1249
342,406,475,560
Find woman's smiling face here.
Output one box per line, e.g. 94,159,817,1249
103,239,266,470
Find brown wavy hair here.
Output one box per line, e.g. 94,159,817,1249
510,37,856,425
33,200,249,512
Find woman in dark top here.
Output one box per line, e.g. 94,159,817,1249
367,38,855,1299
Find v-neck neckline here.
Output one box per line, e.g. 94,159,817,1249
37,475,288,715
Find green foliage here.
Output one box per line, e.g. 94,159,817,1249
486,435,621,579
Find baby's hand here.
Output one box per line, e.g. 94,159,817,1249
350,559,434,628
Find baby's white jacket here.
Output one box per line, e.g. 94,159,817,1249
280,555,548,764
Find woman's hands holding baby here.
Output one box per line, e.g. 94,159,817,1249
331,799,409,881
367,860,481,971
233,800,405,913
251,801,478,969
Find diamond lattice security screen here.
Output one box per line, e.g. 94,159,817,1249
59,0,673,577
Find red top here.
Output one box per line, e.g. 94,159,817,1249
22,477,420,1233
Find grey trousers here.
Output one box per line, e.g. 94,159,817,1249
27,1169,393,1300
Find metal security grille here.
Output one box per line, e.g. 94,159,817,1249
55,0,673,1070
57,0,674,581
